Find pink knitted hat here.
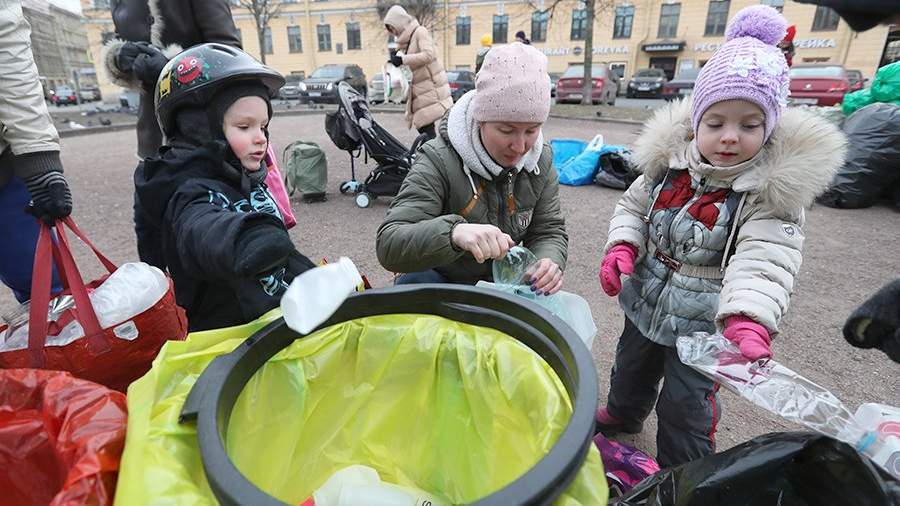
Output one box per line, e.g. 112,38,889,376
472,42,551,123
691,5,790,141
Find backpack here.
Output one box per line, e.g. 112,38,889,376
594,151,639,190
282,140,328,202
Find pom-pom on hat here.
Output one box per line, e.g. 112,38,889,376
691,5,790,141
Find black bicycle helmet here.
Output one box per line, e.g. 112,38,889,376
155,43,284,137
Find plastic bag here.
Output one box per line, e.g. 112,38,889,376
841,88,876,116
558,135,604,186
550,139,588,169
593,434,660,499
676,332,900,479
479,246,597,349
817,103,900,209
115,310,608,505
0,369,127,506
383,62,410,104
871,61,900,103
616,432,900,505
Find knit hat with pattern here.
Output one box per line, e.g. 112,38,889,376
691,5,790,141
472,42,551,123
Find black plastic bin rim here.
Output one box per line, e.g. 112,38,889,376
179,284,599,506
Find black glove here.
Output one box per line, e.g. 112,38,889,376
233,223,294,277
389,54,404,67
116,41,157,73
132,50,170,87
24,170,73,225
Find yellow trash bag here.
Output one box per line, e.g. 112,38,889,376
115,310,607,505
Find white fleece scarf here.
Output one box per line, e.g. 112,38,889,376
447,91,543,181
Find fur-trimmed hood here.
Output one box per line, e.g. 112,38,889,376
632,99,847,214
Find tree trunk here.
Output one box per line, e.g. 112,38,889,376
580,0,595,106
258,27,267,64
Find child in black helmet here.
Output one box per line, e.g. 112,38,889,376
135,43,314,331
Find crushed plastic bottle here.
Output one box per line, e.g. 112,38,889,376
281,257,362,335
677,332,900,479
300,465,446,506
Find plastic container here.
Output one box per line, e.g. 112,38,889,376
281,257,363,334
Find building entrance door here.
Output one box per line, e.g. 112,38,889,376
649,57,677,80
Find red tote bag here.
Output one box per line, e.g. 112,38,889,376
0,218,188,391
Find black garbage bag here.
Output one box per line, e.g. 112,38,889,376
616,432,900,506
594,151,639,190
817,103,900,209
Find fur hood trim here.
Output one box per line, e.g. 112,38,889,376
101,38,182,90
633,98,848,214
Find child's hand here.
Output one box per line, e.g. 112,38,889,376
527,258,563,295
723,315,772,361
233,224,294,277
599,244,637,296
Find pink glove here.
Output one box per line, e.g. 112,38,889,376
723,315,772,361
599,244,638,296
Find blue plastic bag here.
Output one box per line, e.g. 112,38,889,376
558,135,605,186
550,139,588,168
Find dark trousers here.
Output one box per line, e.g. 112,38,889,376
394,269,449,285
606,317,720,467
133,162,166,270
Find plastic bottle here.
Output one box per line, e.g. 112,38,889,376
300,465,380,506
281,257,362,335
300,465,446,506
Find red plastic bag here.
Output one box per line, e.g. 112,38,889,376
0,218,188,391
0,369,127,506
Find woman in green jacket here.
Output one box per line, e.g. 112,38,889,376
376,43,568,294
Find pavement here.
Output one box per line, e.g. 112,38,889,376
4,112,897,460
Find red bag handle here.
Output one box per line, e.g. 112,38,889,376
27,219,115,367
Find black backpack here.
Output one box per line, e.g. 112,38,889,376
594,151,639,190
325,110,361,152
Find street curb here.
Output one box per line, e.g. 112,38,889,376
548,114,645,126
56,107,406,138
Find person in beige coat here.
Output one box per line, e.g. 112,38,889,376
384,5,453,139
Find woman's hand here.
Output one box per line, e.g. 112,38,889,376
528,258,563,295
451,223,515,263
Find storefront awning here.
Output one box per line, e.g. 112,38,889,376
642,41,686,53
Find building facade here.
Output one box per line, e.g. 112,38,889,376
23,0,94,95
81,0,894,102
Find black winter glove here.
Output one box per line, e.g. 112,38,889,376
233,223,294,277
24,170,73,225
389,54,404,67
116,41,155,73
132,50,170,87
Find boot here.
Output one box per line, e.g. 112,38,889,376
595,407,643,437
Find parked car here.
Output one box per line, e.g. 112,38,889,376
626,68,667,98
79,86,101,102
300,64,366,104
447,70,476,102
368,73,386,104
846,69,866,92
279,75,306,101
549,72,562,98
555,64,618,105
788,64,850,106
662,68,700,100
51,86,78,106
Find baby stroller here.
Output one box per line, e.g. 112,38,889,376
325,82,428,208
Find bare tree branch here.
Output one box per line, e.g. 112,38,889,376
238,0,282,64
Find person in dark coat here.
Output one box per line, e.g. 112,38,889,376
101,0,242,270
134,44,314,331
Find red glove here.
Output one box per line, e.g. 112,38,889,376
723,315,772,361
599,244,638,296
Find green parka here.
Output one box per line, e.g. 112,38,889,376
376,121,568,284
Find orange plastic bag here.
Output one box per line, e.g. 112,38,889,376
0,369,127,506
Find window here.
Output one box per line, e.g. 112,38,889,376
263,27,273,54
346,22,361,50
317,24,332,51
760,0,784,13
93,0,110,8
812,6,840,31
657,3,681,38
287,26,302,53
531,11,549,43
570,9,587,40
613,5,634,39
704,1,730,36
456,16,471,45
492,14,508,44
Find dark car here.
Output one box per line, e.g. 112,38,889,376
447,70,475,102
51,86,78,106
662,68,700,101
555,64,618,105
846,69,866,92
279,75,306,101
626,68,667,99
788,64,850,107
300,64,366,104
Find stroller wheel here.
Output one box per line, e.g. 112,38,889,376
355,192,372,208
339,181,358,194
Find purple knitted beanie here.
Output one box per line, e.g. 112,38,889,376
691,5,789,141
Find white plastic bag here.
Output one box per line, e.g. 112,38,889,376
382,61,409,104
281,257,362,335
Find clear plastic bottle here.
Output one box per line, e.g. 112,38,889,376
281,257,362,335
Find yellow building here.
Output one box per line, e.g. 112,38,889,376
81,0,893,102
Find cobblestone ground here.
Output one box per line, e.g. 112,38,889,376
4,112,897,458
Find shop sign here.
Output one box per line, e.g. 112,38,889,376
541,45,629,57
795,38,837,49
694,42,722,52
642,42,685,52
